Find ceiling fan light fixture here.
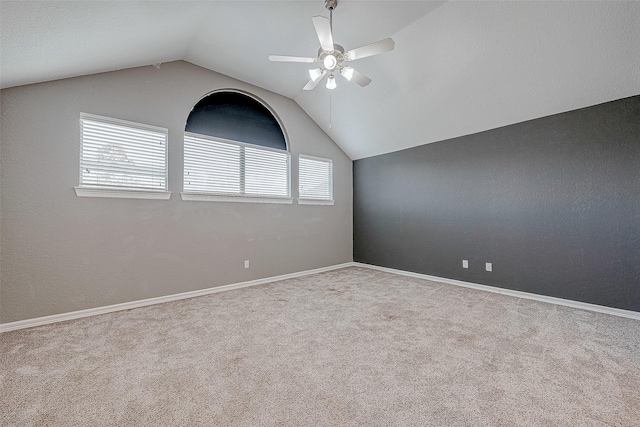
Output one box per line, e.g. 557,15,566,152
340,66,354,81
323,54,338,70
309,68,324,82
326,74,337,90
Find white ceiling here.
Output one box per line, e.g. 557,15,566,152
2,1,639,159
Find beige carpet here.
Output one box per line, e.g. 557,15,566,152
1,267,639,426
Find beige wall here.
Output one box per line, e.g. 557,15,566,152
0,61,353,323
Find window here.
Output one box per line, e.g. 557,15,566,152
184,91,286,151
182,133,291,203
181,90,291,204
298,155,333,205
75,113,170,199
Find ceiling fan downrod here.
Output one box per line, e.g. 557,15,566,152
326,0,337,32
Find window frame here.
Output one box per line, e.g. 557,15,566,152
75,113,171,200
298,154,334,206
181,132,292,204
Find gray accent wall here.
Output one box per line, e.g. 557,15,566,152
0,61,352,323
354,95,640,312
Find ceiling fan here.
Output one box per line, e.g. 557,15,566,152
268,0,395,91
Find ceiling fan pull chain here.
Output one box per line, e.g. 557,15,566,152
329,91,332,129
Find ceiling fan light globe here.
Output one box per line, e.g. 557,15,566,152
340,66,354,81
309,68,324,82
326,75,337,90
323,55,337,70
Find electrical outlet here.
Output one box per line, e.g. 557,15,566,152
462,260,468,269
486,262,492,272
244,260,249,269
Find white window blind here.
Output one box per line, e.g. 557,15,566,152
79,113,168,192
299,155,333,201
184,133,290,199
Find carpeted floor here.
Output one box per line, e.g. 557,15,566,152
1,266,639,426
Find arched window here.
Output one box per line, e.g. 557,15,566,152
185,91,286,150
182,90,291,203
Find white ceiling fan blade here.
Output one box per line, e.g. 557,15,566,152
349,68,372,87
312,16,334,52
303,71,326,90
345,38,395,61
268,55,316,63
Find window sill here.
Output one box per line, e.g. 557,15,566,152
298,199,334,206
75,187,171,200
181,193,293,204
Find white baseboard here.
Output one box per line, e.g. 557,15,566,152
353,262,640,321
0,263,354,333
3,261,637,332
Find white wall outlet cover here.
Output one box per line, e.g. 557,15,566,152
462,260,469,268
244,260,249,269
486,263,492,272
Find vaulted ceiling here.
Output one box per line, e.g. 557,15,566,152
2,1,639,159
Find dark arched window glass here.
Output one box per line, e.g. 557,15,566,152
185,91,286,150
183,90,291,202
